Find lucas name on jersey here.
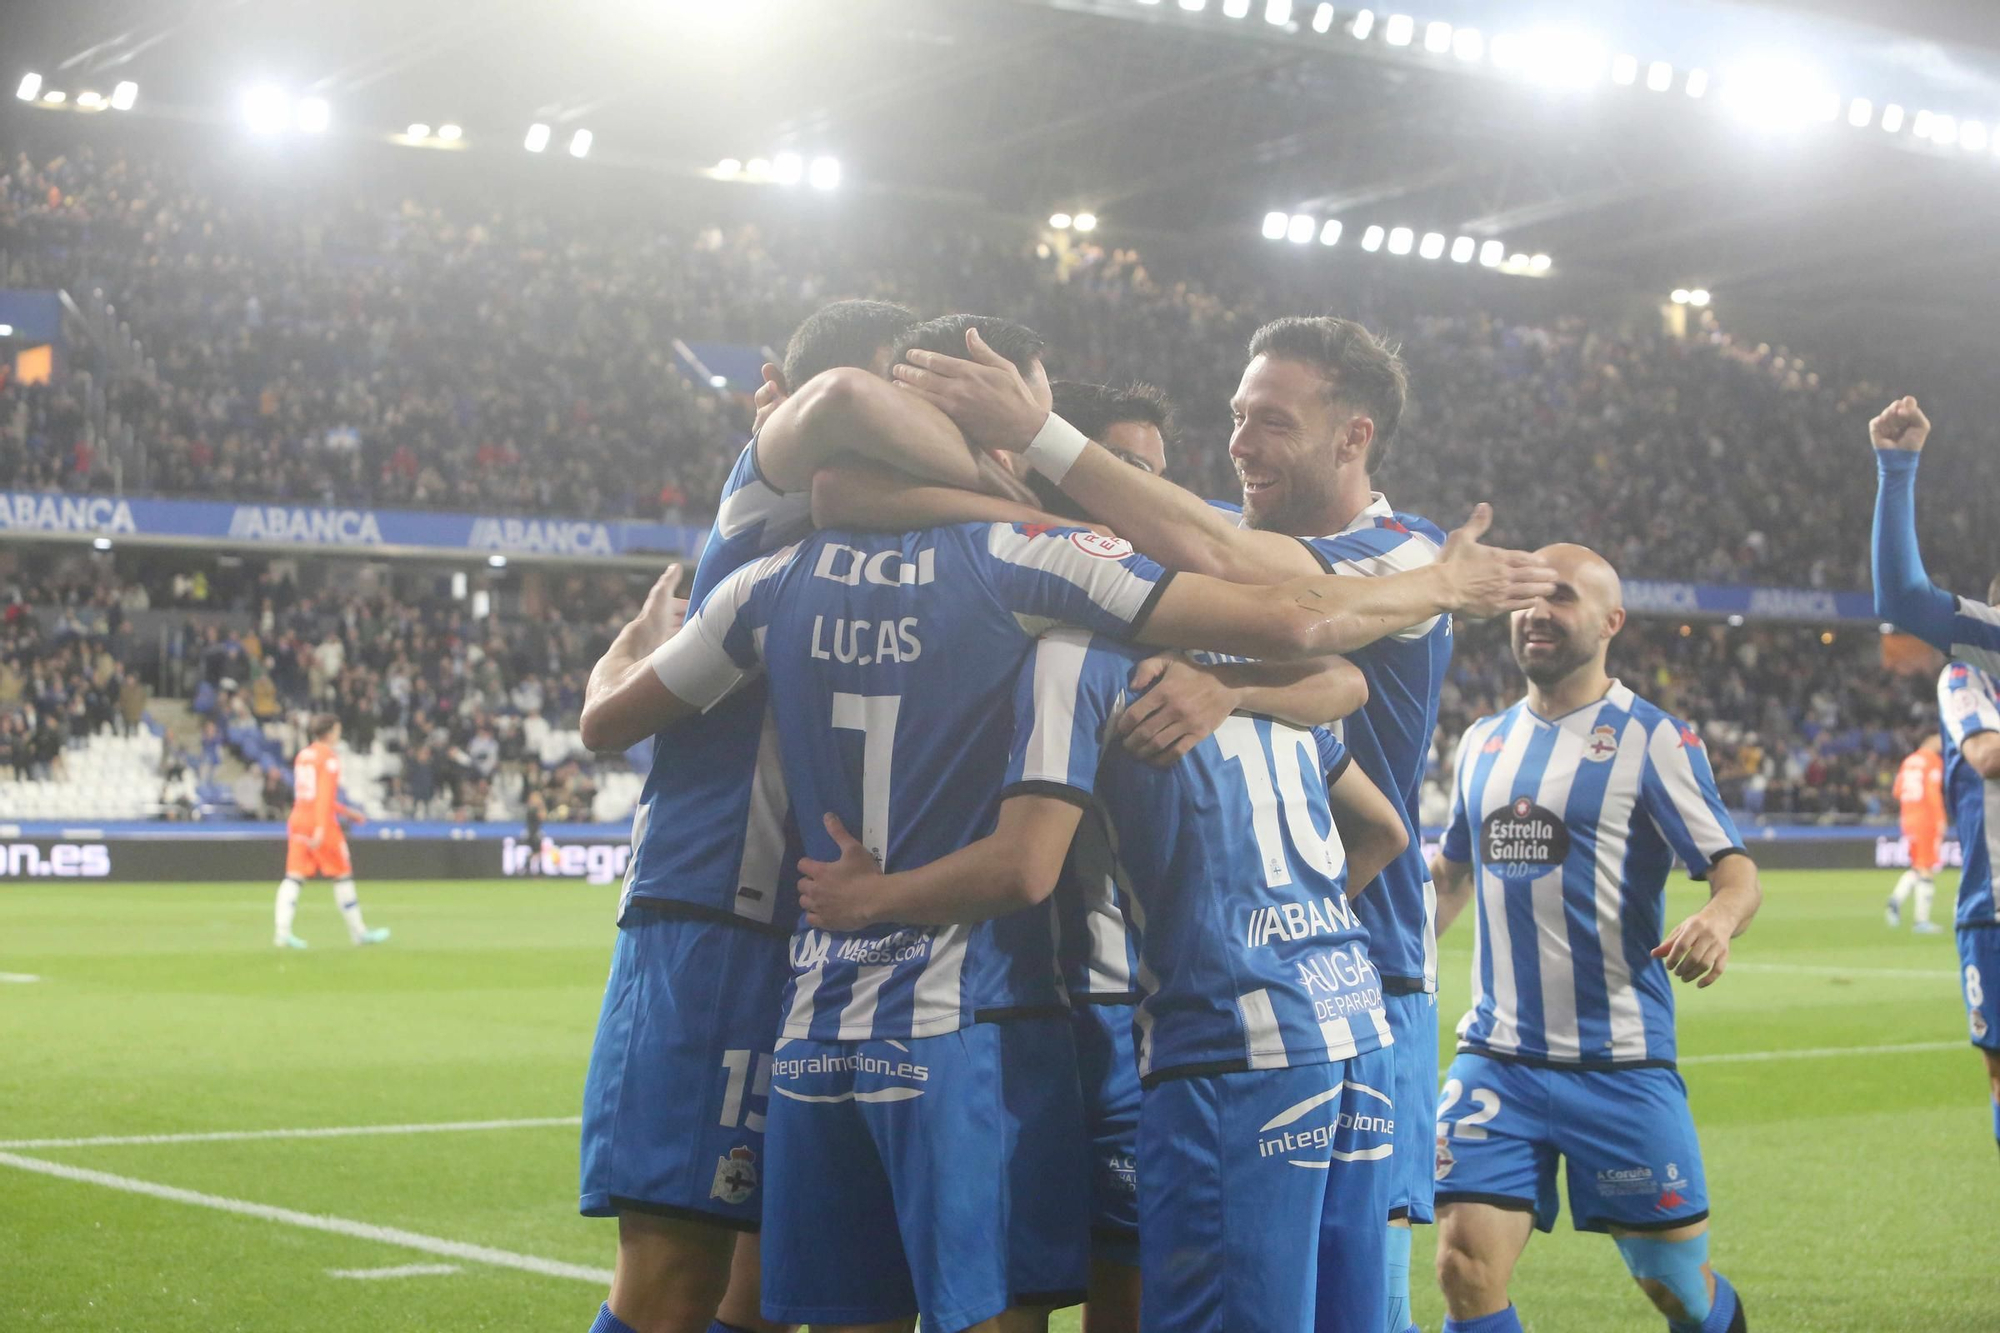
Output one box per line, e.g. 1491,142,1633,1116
805,540,934,666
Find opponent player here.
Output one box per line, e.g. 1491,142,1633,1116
273,714,386,948
894,316,1453,1333
1885,735,1946,933
1429,544,1758,1333
792,622,1408,1333
578,298,994,1333
586,435,1553,1331
1867,394,2000,1157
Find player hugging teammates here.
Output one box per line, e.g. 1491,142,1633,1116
568,298,1802,1333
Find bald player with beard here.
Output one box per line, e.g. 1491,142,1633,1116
1428,546,1761,1333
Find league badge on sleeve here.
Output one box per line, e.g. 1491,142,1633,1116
1070,531,1136,560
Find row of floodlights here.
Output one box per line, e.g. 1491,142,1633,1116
16,74,138,111
1670,288,1713,307
1132,4,2000,149
710,155,842,189
1260,213,1551,274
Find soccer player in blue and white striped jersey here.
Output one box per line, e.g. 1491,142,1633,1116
1428,544,1760,1333
1867,394,2000,1157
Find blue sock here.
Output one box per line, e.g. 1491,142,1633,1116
1991,1099,1999,1156
1444,1307,1524,1333
1384,1224,1414,1333
589,1304,638,1333
708,1323,755,1333
1669,1272,1740,1333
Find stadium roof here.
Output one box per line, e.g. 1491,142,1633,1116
12,0,2000,330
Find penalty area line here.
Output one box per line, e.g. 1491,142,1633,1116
328,1264,463,1280
0,1115,582,1151
1682,1039,1962,1065
0,1152,611,1285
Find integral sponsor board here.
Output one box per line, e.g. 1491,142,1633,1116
1256,1081,1395,1167
499,836,630,884
0,842,112,878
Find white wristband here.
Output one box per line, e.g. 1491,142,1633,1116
1021,413,1090,486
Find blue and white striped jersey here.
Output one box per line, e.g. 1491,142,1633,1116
1873,450,2000,676
1440,682,1745,1068
1940,662,2000,929
650,522,1175,1041
1054,809,1141,1003
1007,628,1390,1084
1297,494,1452,992
618,438,811,928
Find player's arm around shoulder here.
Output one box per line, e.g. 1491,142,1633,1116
578,563,709,752
755,366,980,495
1113,652,1368,767
1325,755,1409,899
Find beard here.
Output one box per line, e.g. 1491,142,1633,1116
1512,627,1594,686
1241,462,1340,535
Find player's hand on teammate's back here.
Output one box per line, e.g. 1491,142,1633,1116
1652,907,1733,987
1868,395,1930,453
751,363,788,436
797,813,887,932
890,327,1053,451
1439,504,1560,619
1118,656,1237,767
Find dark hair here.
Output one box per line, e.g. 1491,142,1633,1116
310,713,340,740
1050,381,1176,457
893,314,1047,375
1246,316,1409,472
781,299,916,389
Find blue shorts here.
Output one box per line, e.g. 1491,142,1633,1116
759,1017,1088,1332
1433,1052,1709,1235
1137,1048,1394,1333
1959,927,2000,1052
1072,999,1141,1265
1383,990,1439,1224
578,908,790,1228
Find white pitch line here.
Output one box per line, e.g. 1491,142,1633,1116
0,972,42,983
0,1152,611,1285
1682,1040,1962,1065
328,1264,463,1280
1733,962,1956,981
0,1115,581,1151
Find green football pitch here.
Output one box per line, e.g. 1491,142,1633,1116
2,871,1994,1331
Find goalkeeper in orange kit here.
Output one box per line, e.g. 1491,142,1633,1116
274,714,388,948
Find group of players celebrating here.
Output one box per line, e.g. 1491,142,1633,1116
558,299,1997,1333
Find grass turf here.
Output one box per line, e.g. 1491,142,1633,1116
1,870,1993,1331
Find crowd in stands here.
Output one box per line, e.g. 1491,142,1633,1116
6,141,2000,594
0,566,151,784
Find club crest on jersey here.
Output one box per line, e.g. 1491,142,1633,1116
1435,1135,1455,1180
1973,1009,1989,1040
1069,531,1135,560
1584,724,1618,762
710,1145,758,1206
1481,798,1570,877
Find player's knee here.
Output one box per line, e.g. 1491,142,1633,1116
1434,1239,1508,1306
1613,1233,1711,1324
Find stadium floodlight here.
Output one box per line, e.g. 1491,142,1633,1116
1051,212,1074,229
1508,252,1528,267
715,156,742,177
1286,213,1315,243
524,122,551,153
92,537,114,552
1479,239,1503,266
294,97,328,132
1418,231,1445,259
1351,9,1375,41
487,554,508,569
406,122,432,140
1929,113,1958,146
1687,287,1710,305
1645,60,1672,92
1880,103,1904,133
1530,253,1552,273
16,73,41,102
1177,0,1205,10
1262,210,1289,240
1361,224,1385,251
568,128,593,159
809,155,841,190
1911,110,1934,140
111,81,137,111
76,91,104,110
241,85,291,135
1073,212,1098,231
708,374,728,388
1386,226,1414,255
1489,33,1522,70
1384,14,1413,47
438,123,463,142
1319,218,1342,245
747,156,771,177
1453,28,1483,62
1877,621,1893,634
1311,4,1334,34
42,90,66,105
1612,53,1637,85
0,323,11,335
1449,235,1474,262
1522,29,1608,89
1670,288,1690,304
1720,59,1837,132
1424,21,1451,54
1264,0,1292,25
1847,97,1872,128
772,152,803,184
1964,120,1989,152
1684,68,1708,98
1223,0,1249,18
1727,614,1745,627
